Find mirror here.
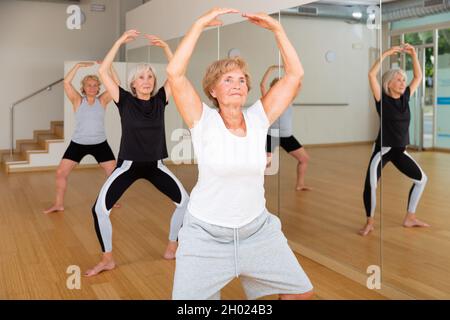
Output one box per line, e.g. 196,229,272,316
383,23,450,298
278,0,382,290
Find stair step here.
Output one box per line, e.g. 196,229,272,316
37,133,60,147
19,142,44,153
2,153,26,163
53,124,64,138
37,133,59,141
3,120,64,173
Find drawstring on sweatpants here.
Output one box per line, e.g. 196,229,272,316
233,228,239,278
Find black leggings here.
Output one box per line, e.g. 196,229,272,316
363,146,427,218
92,159,189,252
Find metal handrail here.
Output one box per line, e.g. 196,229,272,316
9,78,64,158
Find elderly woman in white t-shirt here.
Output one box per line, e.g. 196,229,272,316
166,8,314,300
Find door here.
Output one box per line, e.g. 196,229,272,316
405,45,435,150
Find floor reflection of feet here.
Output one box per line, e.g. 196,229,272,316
295,185,312,191
43,205,64,214
403,218,430,228
359,224,374,236
84,260,116,277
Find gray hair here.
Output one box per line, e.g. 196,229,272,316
127,63,158,97
382,69,407,95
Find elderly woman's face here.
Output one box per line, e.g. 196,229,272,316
133,70,155,96
388,73,407,95
84,79,100,97
211,69,248,107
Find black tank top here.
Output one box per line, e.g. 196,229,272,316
375,86,411,147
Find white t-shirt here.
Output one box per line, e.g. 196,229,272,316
188,100,270,228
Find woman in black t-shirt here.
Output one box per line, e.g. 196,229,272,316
85,31,189,276
361,44,430,236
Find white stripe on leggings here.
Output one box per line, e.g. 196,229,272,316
95,160,132,252
157,160,189,206
369,146,391,217
403,151,427,213
99,160,133,215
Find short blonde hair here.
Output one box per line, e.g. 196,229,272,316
382,69,407,95
202,57,252,108
80,75,101,96
127,63,158,97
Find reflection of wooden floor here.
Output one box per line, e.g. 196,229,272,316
278,145,450,299
0,164,383,299
382,149,450,299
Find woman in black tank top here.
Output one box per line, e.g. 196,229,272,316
361,44,430,236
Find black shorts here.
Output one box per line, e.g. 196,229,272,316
62,140,115,163
266,135,303,153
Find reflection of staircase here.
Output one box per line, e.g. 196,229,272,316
1,121,64,173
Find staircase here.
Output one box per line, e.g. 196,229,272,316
1,121,64,173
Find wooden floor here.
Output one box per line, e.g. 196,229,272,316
0,160,384,299
382,148,450,299
279,144,450,299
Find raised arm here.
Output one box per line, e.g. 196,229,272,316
166,8,239,128
99,30,140,103
64,62,94,110
260,65,280,96
145,34,174,101
244,13,303,125
98,62,121,106
403,44,422,96
368,46,402,102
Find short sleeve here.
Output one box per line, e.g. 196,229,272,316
153,86,168,107
114,86,131,110
375,96,381,113
190,102,215,133
246,100,270,129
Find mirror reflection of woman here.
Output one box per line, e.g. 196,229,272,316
261,65,311,191
361,44,430,236
44,61,119,214
167,8,313,300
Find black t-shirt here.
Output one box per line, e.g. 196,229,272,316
375,86,411,147
115,86,168,161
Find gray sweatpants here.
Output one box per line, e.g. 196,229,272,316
172,210,313,300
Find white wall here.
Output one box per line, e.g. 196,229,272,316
282,16,380,144
0,0,123,150
118,0,145,61
125,0,315,50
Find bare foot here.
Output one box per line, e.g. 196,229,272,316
403,217,430,228
43,205,64,214
296,185,312,191
84,259,116,277
163,241,178,260
359,223,375,236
